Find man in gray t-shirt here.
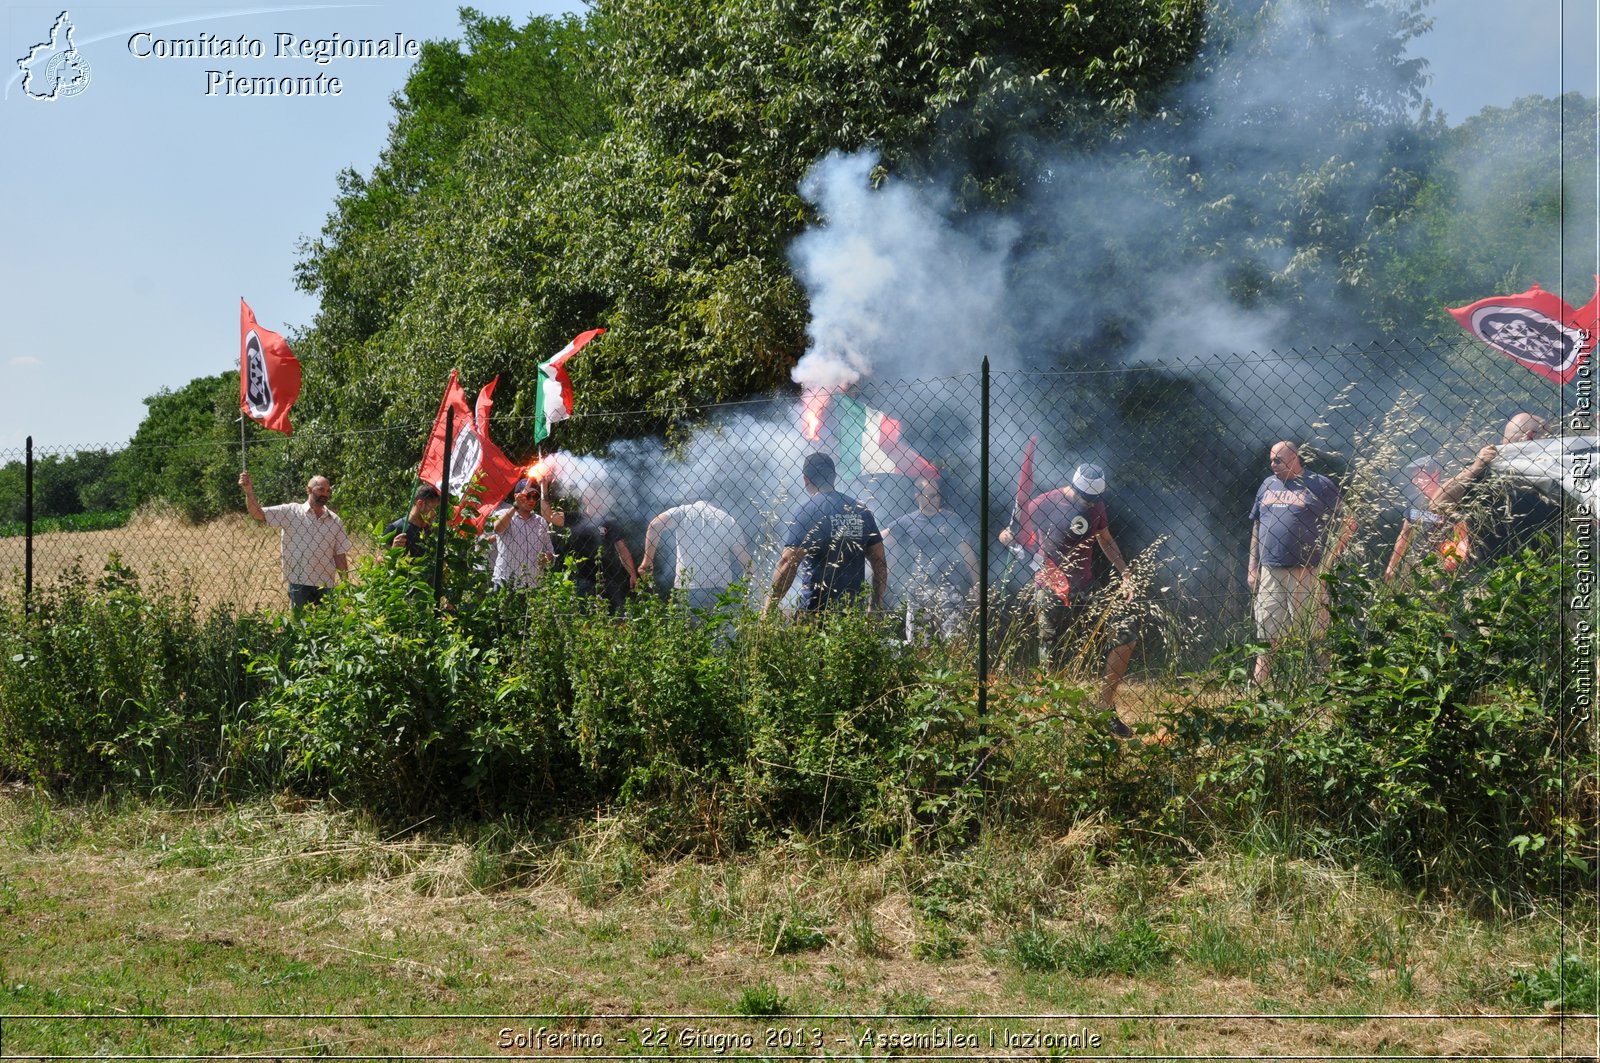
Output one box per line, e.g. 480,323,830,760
637,500,751,613
884,476,978,641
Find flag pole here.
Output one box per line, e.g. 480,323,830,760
239,413,248,472
434,404,453,607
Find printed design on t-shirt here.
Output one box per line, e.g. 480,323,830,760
1259,486,1314,509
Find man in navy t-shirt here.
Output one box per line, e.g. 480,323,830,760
1247,441,1354,684
765,453,887,613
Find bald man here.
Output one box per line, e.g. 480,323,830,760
1431,413,1545,511
241,469,350,614
1247,442,1354,685
1430,412,1564,564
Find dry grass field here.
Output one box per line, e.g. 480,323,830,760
0,508,373,614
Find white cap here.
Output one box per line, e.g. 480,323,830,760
1072,462,1107,497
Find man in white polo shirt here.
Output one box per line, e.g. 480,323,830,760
239,469,351,614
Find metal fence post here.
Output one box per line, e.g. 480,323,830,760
977,359,989,777
24,436,33,617
434,406,453,607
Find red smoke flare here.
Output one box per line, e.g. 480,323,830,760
802,388,830,442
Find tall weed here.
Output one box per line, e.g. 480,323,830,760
246,554,567,817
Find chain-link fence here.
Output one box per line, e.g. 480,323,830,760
2,336,1593,673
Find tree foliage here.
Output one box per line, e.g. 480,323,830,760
288,0,1208,513
1372,92,1600,334
49,2,1598,520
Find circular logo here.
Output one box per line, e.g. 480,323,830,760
1069,515,1090,537
44,49,90,98
1471,306,1583,372
243,331,273,417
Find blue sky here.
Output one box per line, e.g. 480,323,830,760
1,0,1596,451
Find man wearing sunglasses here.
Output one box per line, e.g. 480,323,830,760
1247,442,1353,685
491,478,557,592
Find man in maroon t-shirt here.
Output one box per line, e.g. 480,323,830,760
1000,462,1139,737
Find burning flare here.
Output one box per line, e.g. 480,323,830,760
524,456,555,483
1440,522,1470,572
801,387,831,442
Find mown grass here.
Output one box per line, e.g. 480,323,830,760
1,794,1593,1058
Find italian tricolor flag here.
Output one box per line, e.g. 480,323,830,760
532,328,605,443
833,394,939,481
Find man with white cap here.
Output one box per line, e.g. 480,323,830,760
1001,461,1139,737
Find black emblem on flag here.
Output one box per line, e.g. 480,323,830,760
1471,307,1584,373
244,330,273,416
448,425,483,495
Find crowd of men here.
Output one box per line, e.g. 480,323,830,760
240,410,1579,732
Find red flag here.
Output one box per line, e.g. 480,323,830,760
1447,283,1595,384
876,409,941,480
1013,435,1038,550
418,371,522,531
239,299,302,434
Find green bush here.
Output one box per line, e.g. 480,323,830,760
1208,542,1596,899
565,591,736,801
246,549,572,818
0,509,131,538
1510,953,1599,1010
1,525,1588,906
0,561,281,797
724,608,920,839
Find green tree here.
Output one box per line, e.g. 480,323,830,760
1372,92,1600,335
1124,0,1439,335
109,372,293,523
290,1,1207,511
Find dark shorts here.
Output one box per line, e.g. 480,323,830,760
287,583,328,612
1034,584,1140,664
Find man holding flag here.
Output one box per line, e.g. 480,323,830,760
1430,413,1565,565
236,299,339,613
240,470,349,614
1001,462,1140,736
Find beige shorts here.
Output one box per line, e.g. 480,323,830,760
1254,565,1329,642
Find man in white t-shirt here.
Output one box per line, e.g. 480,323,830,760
240,470,351,614
637,500,751,613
